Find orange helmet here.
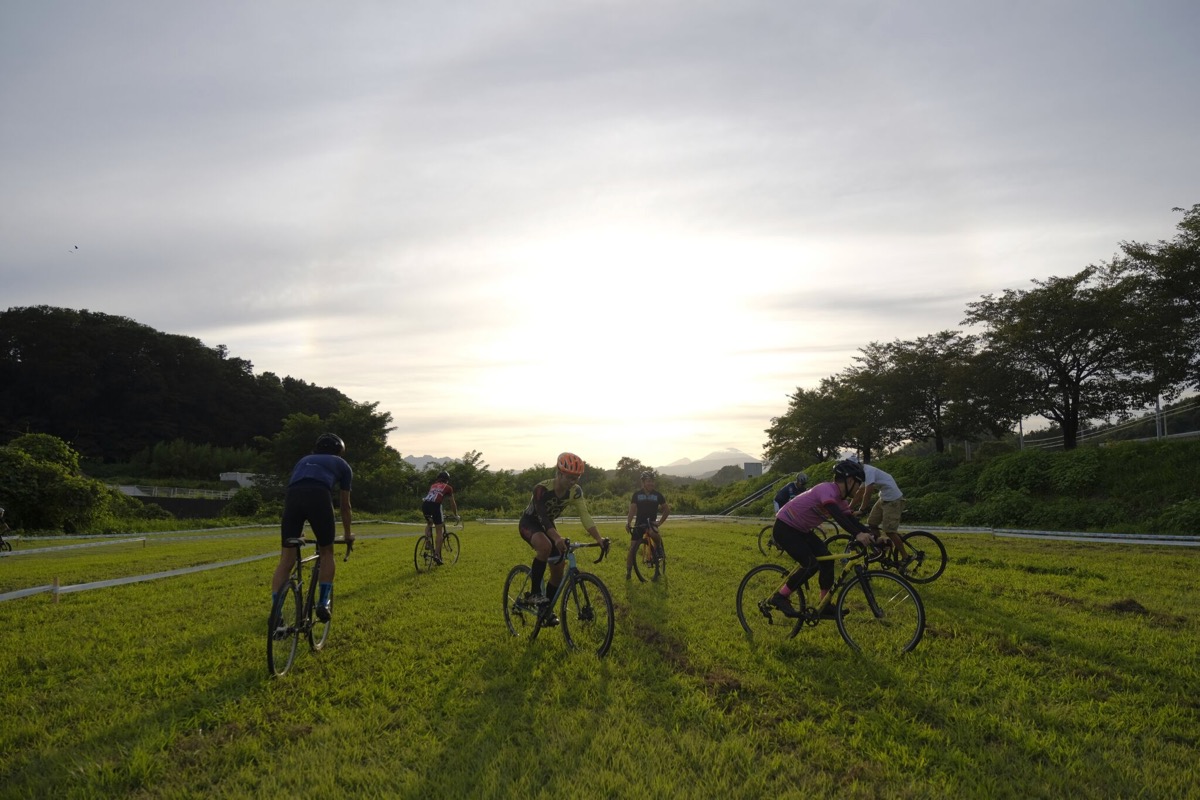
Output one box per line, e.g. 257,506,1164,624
556,452,585,476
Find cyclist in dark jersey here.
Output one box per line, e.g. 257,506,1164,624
624,472,670,579
772,472,809,512
421,470,459,565
517,452,609,620
270,433,354,622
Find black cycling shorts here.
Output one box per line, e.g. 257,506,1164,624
281,486,336,547
422,500,445,526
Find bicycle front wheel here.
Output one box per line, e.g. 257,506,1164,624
0,539,11,552
442,532,461,565
560,572,615,657
835,570,925,655
736,563,803,641
632,538,664,582
267,582,301,677
502,565,535,637
899,531,947,583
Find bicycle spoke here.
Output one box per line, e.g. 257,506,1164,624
560,573,615,657
835,571,925,655
306,564,330,651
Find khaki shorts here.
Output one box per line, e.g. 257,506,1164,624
867,498,905,534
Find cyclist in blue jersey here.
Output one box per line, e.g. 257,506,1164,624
772,472,809,512
270,433,354,622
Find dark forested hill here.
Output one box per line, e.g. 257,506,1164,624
0,306,350,461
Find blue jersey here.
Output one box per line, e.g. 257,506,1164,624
287,453,353,492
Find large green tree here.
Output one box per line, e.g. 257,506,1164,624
963,267,1169,449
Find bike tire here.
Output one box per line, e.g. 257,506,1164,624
267,581,301,677
899,531,947,584
835,570,925,655
632,536,664,582
306,564,331,651
442,532,461,565
735,563,804,640
757,525,776,557
0,539,11,552
502,564,535,638
560,572,615,657
414,537,433,573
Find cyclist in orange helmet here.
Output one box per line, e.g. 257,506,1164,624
517,452,609,621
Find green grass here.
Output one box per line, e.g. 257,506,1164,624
1,521,1197,798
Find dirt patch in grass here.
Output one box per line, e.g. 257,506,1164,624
1103,598,1150,615
630,620,744,707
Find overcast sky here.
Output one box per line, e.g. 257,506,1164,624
3,1,1198,471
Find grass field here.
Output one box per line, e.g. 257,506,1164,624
1,520,1198,798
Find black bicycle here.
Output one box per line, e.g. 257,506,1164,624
415,516,462,572
502,539,615,657
822,522,947,584
758,520,838,557
267,536,353,677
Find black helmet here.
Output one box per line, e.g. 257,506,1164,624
314,433,345,455
436,470,450,482
832,459,865,482
795,472,808,485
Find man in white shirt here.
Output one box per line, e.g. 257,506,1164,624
848,457,907,554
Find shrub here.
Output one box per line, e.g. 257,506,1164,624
905,492,966,524
975,450,1052,498
1153,499,1200,535
223,487,263,517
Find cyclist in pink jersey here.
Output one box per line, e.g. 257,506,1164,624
767,459,870,619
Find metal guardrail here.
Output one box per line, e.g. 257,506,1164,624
108,484,237,500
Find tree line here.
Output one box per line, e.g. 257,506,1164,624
763,204,1200,469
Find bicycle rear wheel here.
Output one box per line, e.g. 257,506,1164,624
735,563,804,641
442,532,461,565
835,570,924,655
757,525,778,557
267,582,301,677
899,531,947,583
560,572,615,657
414,536,434,572
306,566,331,651
0,539,11,552
502,565,535,637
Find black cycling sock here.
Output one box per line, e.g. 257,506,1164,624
530,559,547,596
544,583,558,604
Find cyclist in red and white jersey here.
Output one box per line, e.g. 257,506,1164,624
422,470,459,565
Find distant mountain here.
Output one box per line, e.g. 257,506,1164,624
403,454,453,470
656,448,762,479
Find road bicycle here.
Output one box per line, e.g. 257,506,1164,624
502,539,615,657
631,523,666,582
415,515,462,572
267,536,353,677
821,521,947,584
736,540,926,655
758,519,838,557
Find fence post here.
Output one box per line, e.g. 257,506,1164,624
52,576,59,603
